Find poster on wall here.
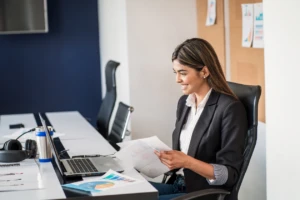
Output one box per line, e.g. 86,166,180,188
241,4,254,47
253,3,264,48
206,0,216,26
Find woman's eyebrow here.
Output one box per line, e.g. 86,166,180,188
173,69,187,72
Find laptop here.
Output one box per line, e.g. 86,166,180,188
39,114,124,177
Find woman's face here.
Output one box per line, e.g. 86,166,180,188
173,59,207,95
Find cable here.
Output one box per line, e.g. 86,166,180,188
15,128,36,140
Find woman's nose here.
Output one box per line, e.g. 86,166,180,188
176,74,181,83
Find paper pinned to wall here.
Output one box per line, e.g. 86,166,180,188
205,0,216,26
253,3,264,48
242,4,254,47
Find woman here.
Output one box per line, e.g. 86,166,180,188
151,38,247,200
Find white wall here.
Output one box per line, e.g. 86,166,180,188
264,0,300,199
99,0,198,146
98,0,130,131
126,0,197,146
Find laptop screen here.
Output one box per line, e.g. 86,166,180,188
39,114,64,175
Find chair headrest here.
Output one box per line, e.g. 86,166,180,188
106,60,120,90
227,82,261,129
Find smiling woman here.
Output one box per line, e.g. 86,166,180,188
150,38,247,200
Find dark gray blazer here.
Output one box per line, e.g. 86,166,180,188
172,89,247,197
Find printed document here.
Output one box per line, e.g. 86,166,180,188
115,136,172,178
206,0,216,26
0,159,43,191
242,4,254,47
62,169,143,195
253,3,264,48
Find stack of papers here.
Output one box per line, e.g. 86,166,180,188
115,136,172,178
0,159,43,191
62,169,143,196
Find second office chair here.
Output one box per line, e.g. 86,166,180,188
96,60,120,139
107,102,134,151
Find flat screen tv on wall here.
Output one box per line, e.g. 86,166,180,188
0,0,48,34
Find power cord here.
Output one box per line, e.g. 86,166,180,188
15,128,37,140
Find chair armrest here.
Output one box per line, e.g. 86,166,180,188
172,189,230,200
162,170,176,183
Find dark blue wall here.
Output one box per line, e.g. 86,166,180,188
0,0,101,126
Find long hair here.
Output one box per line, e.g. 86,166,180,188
172,38,237,99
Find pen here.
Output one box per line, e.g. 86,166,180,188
0,184,24,187
0,173,23,177
0,178,21,182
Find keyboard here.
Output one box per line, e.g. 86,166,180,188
67,158,98,173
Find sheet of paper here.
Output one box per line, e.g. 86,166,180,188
0,159,43,191
242,4,254,47
205,0,216,26
253,3,264,48
117,135,170,150
116,136,172,178
63,169,144,196
2,128,65,142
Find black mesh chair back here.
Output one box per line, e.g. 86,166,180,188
108,102,134,150
172,82,261,200
97,60,120,139
227,82,261,197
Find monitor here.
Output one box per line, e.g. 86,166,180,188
0,0,48,34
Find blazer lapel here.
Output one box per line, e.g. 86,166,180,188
187,90,220,157
173,105,190,150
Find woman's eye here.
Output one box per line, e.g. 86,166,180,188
180,73,187,76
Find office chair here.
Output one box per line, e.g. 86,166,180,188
107,102,134,151
97,60,120,139
164,82,261,200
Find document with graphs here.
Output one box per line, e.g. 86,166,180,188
63,169,143,195
0,159,43,191
115,136,172,178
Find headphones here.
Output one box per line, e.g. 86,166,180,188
0,139,37,163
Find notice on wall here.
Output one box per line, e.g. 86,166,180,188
241,4,254,47
206,0,216,26
253,3,264,48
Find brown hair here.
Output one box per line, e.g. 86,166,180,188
172,38,237,99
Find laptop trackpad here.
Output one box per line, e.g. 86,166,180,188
90,157,123,173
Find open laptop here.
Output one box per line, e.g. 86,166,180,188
39,114,123,177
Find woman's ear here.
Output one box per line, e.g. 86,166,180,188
201,66,210,79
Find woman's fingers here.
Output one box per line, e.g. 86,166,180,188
161,160,172,169
159,152,172,160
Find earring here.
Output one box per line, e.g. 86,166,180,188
203,76,206,79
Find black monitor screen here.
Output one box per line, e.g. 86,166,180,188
0,0,48,34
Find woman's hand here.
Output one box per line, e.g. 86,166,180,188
154,150,191,170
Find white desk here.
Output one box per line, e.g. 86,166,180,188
0,111,157,200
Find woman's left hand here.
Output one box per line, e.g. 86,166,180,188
154,150,191,170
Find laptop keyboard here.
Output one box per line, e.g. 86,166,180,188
67,158,98,173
